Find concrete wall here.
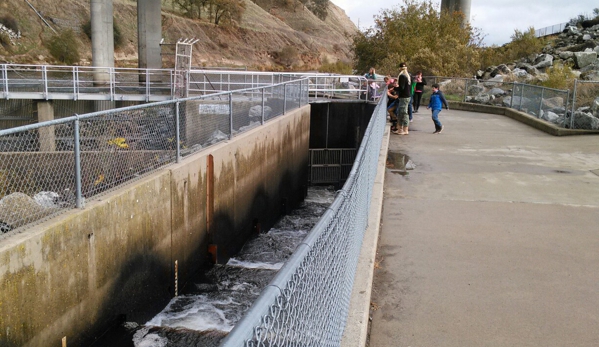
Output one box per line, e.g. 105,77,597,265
448,101,599,136
0,105,310,347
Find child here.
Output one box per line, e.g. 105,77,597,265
426,83,449,134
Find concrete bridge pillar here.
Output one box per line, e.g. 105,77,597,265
441,0,471,26
37,101,56,152
91,0,114,85
138,0,162,82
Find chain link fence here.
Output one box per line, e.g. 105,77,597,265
570,80,599,130
0,78,308,236
424,76,599,130
220,94,386,347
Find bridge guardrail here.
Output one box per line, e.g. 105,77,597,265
0,64,369,102
0,78,309,236
1,64,176,101
220,94,387,347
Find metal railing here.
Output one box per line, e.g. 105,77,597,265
220,94,387,347
0,64,369,102
535,22,568,37
1,64,175,101
0,78,309,236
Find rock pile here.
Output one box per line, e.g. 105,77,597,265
467,22,599,129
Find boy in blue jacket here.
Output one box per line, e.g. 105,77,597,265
426,83,449,134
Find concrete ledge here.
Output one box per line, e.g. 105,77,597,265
449,101,599,137
341,123,390,347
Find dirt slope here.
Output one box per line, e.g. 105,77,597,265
0,0,358,70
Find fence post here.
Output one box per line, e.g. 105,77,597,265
229,93,233,139
261,87,265,125
564,89,571,129
284,84,287,114
570,79,578,129
145,69,151,102
299,79,303,106
510,82,515,109
42,65,48,100
110,68,115,102
176,100,181,163
538,88,544,118
2,64,7,98
519,83,524,110
74,115,83,209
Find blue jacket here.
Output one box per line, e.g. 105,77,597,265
428,90,448,110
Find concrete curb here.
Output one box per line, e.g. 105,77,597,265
449,101,599,136
341,121,390,347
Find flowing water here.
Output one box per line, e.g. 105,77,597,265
110,186,336,347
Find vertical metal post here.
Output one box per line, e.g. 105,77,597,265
538,88,544,118
174,260,178,297
564,89,570,129
570,79,578,129
227,73,230,92
176,100,181,163
42,65,48,99
185,70,190,98
73,66,79,100
74,115,83,209
2,64,9,98
519,83,524,110
229,93,233,139
299,79,303,106
261,87,265,124
146,69,151,101
284,84,287,114
510,82,515,108
109,67,115,101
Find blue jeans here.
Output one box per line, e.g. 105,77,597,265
432,109,442,130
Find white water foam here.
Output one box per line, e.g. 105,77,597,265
146,295,237,332
226,258,284,270
133,326,168,347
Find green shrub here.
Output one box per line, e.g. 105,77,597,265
538,64,575,90
46,29,80,65
0,15,19,33
319,60,353,74
81,19,124,48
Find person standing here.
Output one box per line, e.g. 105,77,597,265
426,83,449,134
364,67,378,101
393,62,411,135
413,71,426,112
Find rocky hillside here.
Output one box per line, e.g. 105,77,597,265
465,23,599,130
0,0,358,70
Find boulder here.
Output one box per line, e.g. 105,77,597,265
542,97,565,109
468,84,485,95
559,51,574,60
503,96,533,109
540,110,560,123
573,111,599,130
474,93,493,104
591,97,599,116
574,51,598,69
583,34,593,41
0,192,57,229
248,105,272,119
489,87,507,97
533,54,554,69
483,75,504,88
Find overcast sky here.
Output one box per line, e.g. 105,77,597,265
329,0,598,46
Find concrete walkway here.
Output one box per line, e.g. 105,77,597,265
369,109,599,347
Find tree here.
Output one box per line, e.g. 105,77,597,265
210,0,246,25
308,0,329,20
352,0,483,77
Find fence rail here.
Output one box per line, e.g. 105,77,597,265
535,22,568,37
0,78,309,236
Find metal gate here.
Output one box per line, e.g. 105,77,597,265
309,148,357,185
